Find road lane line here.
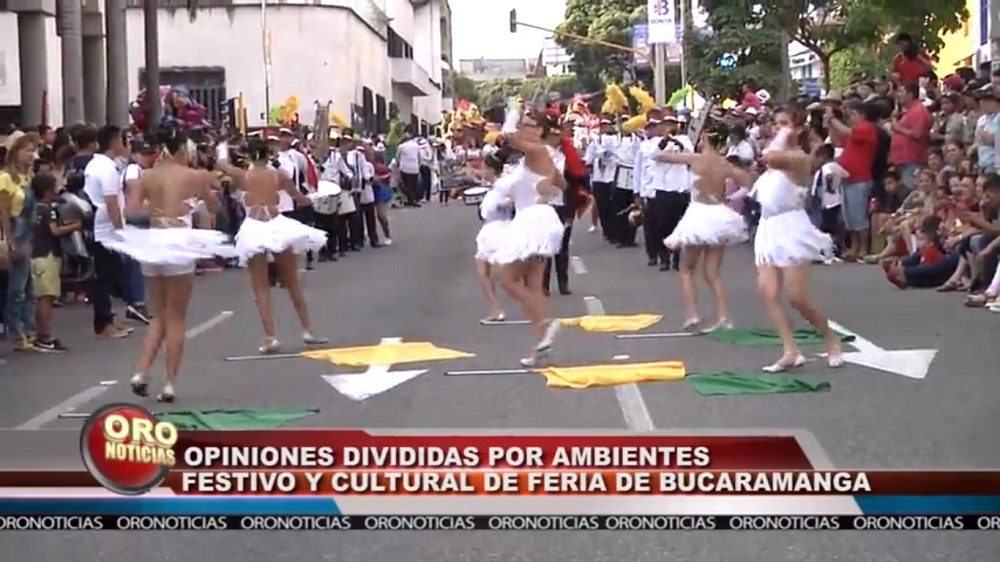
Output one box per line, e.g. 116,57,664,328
571,255,587,274
186,310,234,339
583,296,655,432
15,311,235,430
15,385,110,430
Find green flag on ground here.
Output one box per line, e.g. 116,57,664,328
686,372,831,396
156,408,320,431
708,328,855,347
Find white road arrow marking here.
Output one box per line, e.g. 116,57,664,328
322,337,428,401
828,321,938,380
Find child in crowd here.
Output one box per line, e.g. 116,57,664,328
810,144,847,262
29,173,82,352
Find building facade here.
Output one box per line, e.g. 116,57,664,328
0,0,452,132
937,0,986,75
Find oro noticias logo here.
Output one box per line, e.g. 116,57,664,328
80,403,177,495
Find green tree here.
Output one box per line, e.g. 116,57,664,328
474,75,585,109
761,0,967,89
555,0,647,91
828,46,895,92
687,0,783,98
451,73,480,105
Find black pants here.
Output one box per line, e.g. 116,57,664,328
591,181,614,242
343,208,363,251
609,187,636,246
544,205,573,292
356,202,379,247
314,212,344,257
89,242,121,333
648,191,690,266
400,172,420,206
419,166,432,201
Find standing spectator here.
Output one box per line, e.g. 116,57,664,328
369,145,393,246
30,173,81,352
418,138,434,202
83,125,132,339
974,88,1000,174
827,102,879,260
0,133,40,351
393,132,421,207
890,82,933,189
891,33,932,85
119,139,157,324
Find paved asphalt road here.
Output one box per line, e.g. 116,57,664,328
2,203,999,560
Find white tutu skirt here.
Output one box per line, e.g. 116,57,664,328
664,201,747,249
754,209,833,267
234,215,328,265
492,204,564,264
475,220,511,262
100,227,237,265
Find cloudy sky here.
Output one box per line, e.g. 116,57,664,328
450,0,567,61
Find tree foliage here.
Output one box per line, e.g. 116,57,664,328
555,0,647,91
451,73,480,103
828,46,895,92
469,75,585,109
686,0,783,98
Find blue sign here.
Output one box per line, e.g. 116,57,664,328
631,23,649,67
801,78,821,97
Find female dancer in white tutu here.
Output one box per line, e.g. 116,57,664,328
116,130,235,402
658,133,749,331
474,152,512,322
753,105,843,372
216,138,328,353
492,109,567,366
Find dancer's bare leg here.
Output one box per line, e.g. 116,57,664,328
475,258,504,320
757,265,803,371
158,272,194,400
783,264,842,366
131,276,167,397
276,249,327,344
248,254,278,350
703,246,731,327
677,245,702,328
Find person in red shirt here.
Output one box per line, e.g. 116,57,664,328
825,102,880,259
891,33,932,85
890,82,933,188
739,81,763,110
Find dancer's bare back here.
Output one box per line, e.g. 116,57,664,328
131,162,219,226
217,162,309,215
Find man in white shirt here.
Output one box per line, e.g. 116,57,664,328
650,113,694,271
83,125,133,339
275,129,317,269
342,131,379,249
418,138,434,202
117,139,160,325
584,117,621,244
393,132,422,206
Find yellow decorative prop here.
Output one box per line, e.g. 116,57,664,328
560,314,663,332
538,361,686,389
603,84,629,115
302,342,473,367
629,86,656,112
329,111,349,130
278,95,299,125
621,114,647,133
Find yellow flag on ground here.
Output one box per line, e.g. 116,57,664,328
302,342,473,367
538,361,686,389
560,314,663,332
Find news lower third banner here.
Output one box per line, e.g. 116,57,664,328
2,403,999,530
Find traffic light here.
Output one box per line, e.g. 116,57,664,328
509,9,517,33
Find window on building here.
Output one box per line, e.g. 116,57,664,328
376,95,387,134
362,87,374,133
803,64,813,79
410,114,419,134
387,27,413,59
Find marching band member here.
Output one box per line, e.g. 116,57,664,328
216,137,329,354
649,112,694,271
584,116,622,244
474,152,512,322
632,111,667,266
611,129,640,248
342,131,379,248
319,133,353,259
659,133,749,331
116,129,235,402
752,105,844,372
275,128,317,270
542,107,588,296
492,106,566,367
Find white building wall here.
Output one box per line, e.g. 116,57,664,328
411,1,443,124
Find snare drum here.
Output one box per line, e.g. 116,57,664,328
462,186,489,206
310,180,343,215
614,165,634,190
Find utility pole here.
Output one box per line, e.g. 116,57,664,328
143,0,161,135
779,31,791,103
653,44,667,105
106,0,130,127
58,0,85,124
992,3,1000,73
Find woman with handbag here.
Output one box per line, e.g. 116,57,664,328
0,132,41,352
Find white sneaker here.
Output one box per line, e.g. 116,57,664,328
537,319,561,351
588,226,597,233
382,238,393,246
259,337,281,354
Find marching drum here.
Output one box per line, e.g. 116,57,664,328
615,165,634,190
310,180,342,215
57,191,94,258
462,186,489,206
